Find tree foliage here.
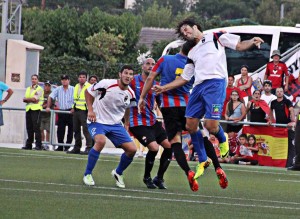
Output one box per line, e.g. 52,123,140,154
22,7,142,62
27,0,125,13
86,31,125,63
141,2,172,28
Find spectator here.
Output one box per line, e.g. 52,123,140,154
264,49,289,94
230,134,248,164
234,134,259,165
269,87,296,167
88,75,98,85
246,90,270,123
40,81,52,150
287,73,300,103
68,71,92,154
22,74,44,150
225,90,246,134
231,134,259,165
260,80,276,107
0,81,13,127
209,134,229,163
287,109,300,171
47,75,74,151
221,75,241,130
228,132,239,157
236,65,253,103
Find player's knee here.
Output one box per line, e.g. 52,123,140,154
204,122,219,134
185,123,197,134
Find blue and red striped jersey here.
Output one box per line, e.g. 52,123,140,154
152,53,193,108
129,74,158,127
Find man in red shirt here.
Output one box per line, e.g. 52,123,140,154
264,50,289,94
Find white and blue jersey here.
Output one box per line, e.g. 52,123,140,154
182,32,240,120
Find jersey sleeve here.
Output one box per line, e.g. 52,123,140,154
88,80,108,97
127,87,136,108
152,57,164,74
219,33,241,50
181,58,195,81
283,63,289,76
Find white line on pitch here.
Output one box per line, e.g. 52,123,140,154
0,178,299,205
0,187,299,211
1,152,299,176
277,179,300,183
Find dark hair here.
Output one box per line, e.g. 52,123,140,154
31,74,39,79
181,40,196,56
241,65,249,71
176,18,202,39
263,80,272,87
247,134,256,146
88,75,98,83
120,65,134,73
78,70,87,77
228,75,235,80
239,133,247,140
252,89,262,95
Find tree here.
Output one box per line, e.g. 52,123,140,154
141,1,172,28
254,0,280,25
133,0,188,17
85,31,125,64
191,0,249,20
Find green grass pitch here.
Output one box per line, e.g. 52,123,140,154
0,147,299,219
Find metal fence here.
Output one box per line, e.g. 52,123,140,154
2,107,292,148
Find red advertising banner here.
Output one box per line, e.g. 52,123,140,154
242,126,288,167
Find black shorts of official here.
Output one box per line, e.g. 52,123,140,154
161,107,187,141
226,124,243,133
129,121,167,147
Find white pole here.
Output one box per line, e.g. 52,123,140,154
1,0,8,33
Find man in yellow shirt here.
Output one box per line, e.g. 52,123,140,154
67,71,92,154
22,74,44,150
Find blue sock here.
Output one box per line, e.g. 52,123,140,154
190,130,207,162
214,125,226,143
84,148,100,176
116,153,133,175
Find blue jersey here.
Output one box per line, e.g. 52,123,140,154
152,53,193,108
129,74,158,127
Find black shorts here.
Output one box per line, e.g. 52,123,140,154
129,121,167,147
161,107,187,140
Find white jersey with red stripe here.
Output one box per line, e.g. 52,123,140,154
182,32,240,86
87,79,136,125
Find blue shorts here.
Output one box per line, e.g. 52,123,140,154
186,79,226,120
88,122,133,147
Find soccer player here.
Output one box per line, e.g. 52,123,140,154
83,65,137,188
139,41,228,190
150,18,264,181
128,57,172,189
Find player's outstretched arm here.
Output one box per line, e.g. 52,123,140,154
236,37,264,51
138,71,158,113
152,76,189,95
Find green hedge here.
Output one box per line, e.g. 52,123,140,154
39,56,140,85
